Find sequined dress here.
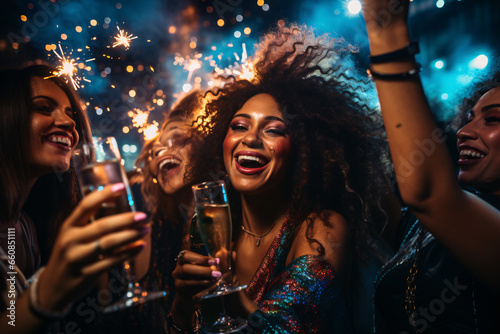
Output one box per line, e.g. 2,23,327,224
245,219,352,333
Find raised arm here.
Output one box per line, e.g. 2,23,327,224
361,0,500,290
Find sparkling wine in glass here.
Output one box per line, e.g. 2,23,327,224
73,137,166,313
192,181,247,333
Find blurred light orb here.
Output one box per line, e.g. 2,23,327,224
441,93,449,100
96,108,103,115
183,83,192,93
434,60,445,70
469,54,489,70
348,1,362,15
234,31,241,38
436,0,445,8
130,145,137,154
122,144,130,153
236,15,243,22
262,4,270,11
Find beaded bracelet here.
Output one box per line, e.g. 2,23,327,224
370,41,420,64
368,63,422,81
28,267,73,320
165,310,202,334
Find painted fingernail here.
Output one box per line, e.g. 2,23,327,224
208,258,219,265
211,271,222,278
134,212,147,221
139,226,151,234
111,183,125,192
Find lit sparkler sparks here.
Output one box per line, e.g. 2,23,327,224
128,107,159,140
46,44,92,90
112,26,138,50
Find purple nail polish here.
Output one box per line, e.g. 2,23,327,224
139,226,151,234
211,271,222,278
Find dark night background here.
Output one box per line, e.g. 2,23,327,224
1,0,499,169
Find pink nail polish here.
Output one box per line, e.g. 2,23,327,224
211,271,222,278
215,258,220,264
111,183,125,192
134,212,147,221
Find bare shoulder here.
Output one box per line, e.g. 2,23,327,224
286,210,351,274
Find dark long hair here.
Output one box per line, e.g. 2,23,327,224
0,64,92,261
191,24,389,260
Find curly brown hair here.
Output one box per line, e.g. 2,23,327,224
135,90,206,221
190,24,389,259
452,67,500,131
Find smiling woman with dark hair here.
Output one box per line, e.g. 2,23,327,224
360,0,500,332
166,24,390,333
0,64,149,333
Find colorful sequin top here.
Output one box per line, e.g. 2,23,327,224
246,219,352,333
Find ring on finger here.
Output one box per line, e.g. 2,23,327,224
175,250,187,265
95,239,105,260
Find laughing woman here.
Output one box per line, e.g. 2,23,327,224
0,65,148,333
167,25,389,333
360,0,500,332
100,90,207,333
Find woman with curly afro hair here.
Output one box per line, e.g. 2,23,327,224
167,24,390,333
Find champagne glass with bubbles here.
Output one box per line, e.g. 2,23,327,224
73,137,166,313
192,181,247,333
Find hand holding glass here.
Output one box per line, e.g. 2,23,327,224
192,181,247,333
73,137,166,313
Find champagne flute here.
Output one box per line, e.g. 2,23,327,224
192,181,247,333
73,136,166,313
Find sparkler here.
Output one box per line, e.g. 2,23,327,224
128,107,160,140
112,26,138,50
46,44,92,90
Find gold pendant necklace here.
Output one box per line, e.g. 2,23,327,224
241,215,284,247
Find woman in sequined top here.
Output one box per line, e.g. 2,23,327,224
360,0,500,332
167,24,390,333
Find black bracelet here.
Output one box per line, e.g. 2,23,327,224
370,41,419,64
368,63,422,81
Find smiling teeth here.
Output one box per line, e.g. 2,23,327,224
50,136,71,147
460,150,485,158
159,158,181,170
237,155,266,165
